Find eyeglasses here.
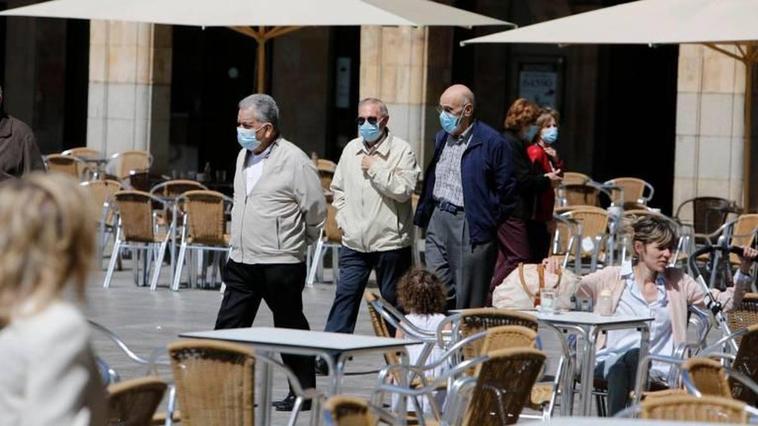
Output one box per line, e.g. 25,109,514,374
356,116,380,126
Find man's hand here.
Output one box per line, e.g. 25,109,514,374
545,169,563,188
738,246,758,274
360,155,376,172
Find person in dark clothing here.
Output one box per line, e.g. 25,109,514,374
488,99,562,304
0,85,45,181
414,84,516,309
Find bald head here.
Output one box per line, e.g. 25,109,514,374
439,84,475,136
440,84,475,110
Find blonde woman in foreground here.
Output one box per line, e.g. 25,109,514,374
0,173,106,425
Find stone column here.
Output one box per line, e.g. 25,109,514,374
673,44,747,218
87,21,172,172
359,26,453,167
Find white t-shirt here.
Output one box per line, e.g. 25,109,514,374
244,145,272,195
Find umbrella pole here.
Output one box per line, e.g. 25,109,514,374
744,53,753,211
256,38,266,93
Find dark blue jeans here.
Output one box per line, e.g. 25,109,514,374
324,246,412,334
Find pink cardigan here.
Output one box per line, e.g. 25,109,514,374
577,266,746,347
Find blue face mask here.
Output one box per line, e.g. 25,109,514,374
439,111,461,134
541,127,559,144
237,126,262,151
524,124,539,142
359,122,383,143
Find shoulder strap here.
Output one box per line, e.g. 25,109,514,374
518,263,535,300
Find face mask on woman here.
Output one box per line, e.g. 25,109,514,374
541,127,559,144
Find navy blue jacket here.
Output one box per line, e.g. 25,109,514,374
414,120,516,245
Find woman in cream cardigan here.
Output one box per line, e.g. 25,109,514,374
577,215,756,415
0,174,106,425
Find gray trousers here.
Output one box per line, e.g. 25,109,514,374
424,207,497,309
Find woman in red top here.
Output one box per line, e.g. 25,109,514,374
527,108,564,260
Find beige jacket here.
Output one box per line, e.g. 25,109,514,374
0,301,106,426
577,266,748,349
230,137,326,264
331,132,420,253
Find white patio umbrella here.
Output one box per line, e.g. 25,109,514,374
460,0,758,208
0,0,512,92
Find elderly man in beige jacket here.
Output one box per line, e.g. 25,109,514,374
214,93,326,412
320,98,420,356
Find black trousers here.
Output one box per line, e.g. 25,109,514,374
324,246,412,335
214,259,315,393
594,348,639,416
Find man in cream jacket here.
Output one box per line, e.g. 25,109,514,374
321,98,420,349
214,94,326,411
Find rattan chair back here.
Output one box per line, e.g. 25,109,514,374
730,324,758,405
62,146,103,160
106,376,167,426
727,295,758,337
364,291,400,367
180,190,228,246
479,325,537,355
325,205,342,243
109,150,153,179
114,191,157,243
683,357,731,398
607,177,651,204
168,340,255,426
317,159,337,191
559,184,601,207
323,395,376,426
562,172,590,186
457,309,538,362
82,180,122,223
151,179,207,199
640,394,747,423
562,206,609,239
728,214,758,264
463,348,545,426
46,154,86,178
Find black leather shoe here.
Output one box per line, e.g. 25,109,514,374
315,358,329,376
273,394,311,412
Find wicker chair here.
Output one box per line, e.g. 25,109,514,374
323,395,377,426
561,172,590,186
316,158,337,191
374,348,546,425
171,190,232,291
168,340,321,426
306,204,342,285
640,394,749,423
556,184,602,207
106,376,167,426
62,146,103,160
128,171,167,192
103,191,171,290
107,150,153,180
675,196,736,237
681,357,732,398
604,177,654,206
45,153,93,180
559,206,609,272
727,295,758,340
169,340,255,426
441,309,539,361
81,179,123,266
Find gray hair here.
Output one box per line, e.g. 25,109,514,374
358,97,389,117
238,94,279,129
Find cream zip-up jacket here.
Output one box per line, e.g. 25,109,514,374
230,137,326,264
331,132,420,253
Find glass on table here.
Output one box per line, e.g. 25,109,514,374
539,289,557,314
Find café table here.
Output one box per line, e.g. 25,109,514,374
523,310,653,416
180,327,421,426
522,417,730,425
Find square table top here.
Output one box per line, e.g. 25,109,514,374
179,327,421,352
521,310,654,326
